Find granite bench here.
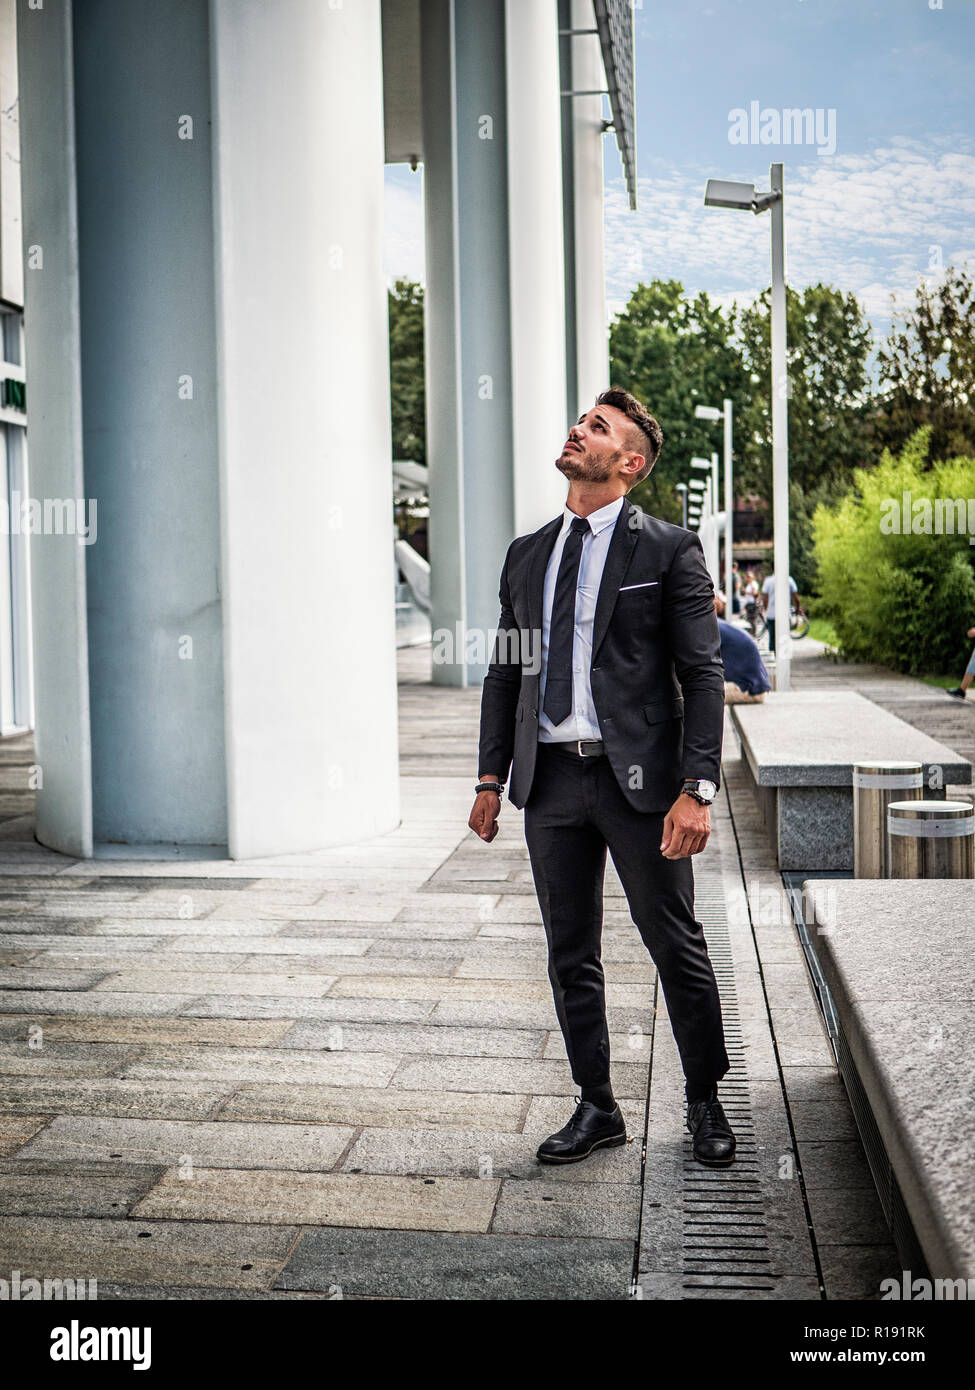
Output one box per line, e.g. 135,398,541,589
731,691,972,870
803,879,975,1282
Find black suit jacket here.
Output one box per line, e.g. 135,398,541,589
477,500,725,812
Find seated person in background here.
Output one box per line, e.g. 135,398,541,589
716,600,772,703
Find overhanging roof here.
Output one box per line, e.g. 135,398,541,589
593,0,637,210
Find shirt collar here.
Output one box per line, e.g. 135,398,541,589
562,495,625,538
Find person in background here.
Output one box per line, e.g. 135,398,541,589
947,624,975,700
731,561,742,616
713,593,771,702
743,570,760,634
761,570,799,652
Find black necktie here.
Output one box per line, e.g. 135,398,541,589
543,515,591,727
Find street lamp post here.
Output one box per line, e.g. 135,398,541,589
690,456,717,578
768,164,790,691
723,399,733,613
695,400,734,620
675,481,688,528
704,163,790,689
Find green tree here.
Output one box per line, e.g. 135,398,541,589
388,278,425,464
874,263,975,463
738,283,873,502
812,429,975,674
609,280,750,522
788,474,852,597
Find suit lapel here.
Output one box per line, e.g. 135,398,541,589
591,500,641,659
523,499,642,657
526,514,564,637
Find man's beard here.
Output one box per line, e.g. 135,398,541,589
555,446,621,483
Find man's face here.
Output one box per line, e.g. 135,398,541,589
556,405,644,485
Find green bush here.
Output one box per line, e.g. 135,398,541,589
812,429,975,675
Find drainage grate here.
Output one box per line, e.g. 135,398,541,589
678,876,776,1294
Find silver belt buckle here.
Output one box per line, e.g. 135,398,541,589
577,739,600,757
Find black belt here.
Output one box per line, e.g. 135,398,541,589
542,739,605,758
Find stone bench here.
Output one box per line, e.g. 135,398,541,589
803,879,975,1282
731,691,972,870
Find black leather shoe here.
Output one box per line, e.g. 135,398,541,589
687,1097,736,1166
536,1097,627,1164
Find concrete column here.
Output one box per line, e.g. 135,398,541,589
505,0,568,537
422,0,566,688
562,0,608,420
211,0,399,856
17,0,93,857
18,0,399,858
71,0,226,852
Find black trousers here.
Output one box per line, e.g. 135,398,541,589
524,741,730,1089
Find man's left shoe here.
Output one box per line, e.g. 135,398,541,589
536,1098,627,1164
687,1097,736,1167
947,687,967,700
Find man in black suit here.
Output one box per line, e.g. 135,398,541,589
469,387,735,1167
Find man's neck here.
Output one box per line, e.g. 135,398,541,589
565,486,626,520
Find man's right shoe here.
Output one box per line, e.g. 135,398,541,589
687,1097,736,1167
536,1097,627,1164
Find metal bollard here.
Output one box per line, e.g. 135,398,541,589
852,762,923,878
887,800,975,879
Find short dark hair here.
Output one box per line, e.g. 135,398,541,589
594,386,663,484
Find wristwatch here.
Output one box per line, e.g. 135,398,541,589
681,778,717,805
475,781,504,795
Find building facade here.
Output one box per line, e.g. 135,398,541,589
16,0,634,859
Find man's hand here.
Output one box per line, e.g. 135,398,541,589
660,793,711,859
469,790,501,843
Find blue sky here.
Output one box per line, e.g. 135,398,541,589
384,0,975,336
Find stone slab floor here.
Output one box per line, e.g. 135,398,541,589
0,639,951,1299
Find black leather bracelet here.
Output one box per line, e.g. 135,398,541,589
475,781,504,795
681,787,708,805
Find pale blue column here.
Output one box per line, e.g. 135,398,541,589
421,0,566,688
72,0,227,849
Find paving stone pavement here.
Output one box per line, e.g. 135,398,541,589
0,640,949,1299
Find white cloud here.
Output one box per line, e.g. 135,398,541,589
604,139,975,332
382,141,975,337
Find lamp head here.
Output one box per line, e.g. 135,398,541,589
704,178,756,211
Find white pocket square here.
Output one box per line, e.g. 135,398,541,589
618,581,659,591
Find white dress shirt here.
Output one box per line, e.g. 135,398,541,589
538,495,625,743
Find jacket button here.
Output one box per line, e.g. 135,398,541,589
531,708,537,717
592,666,601,673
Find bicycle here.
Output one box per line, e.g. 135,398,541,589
790,607,810,639
750,605,807,645
744,600,765,640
